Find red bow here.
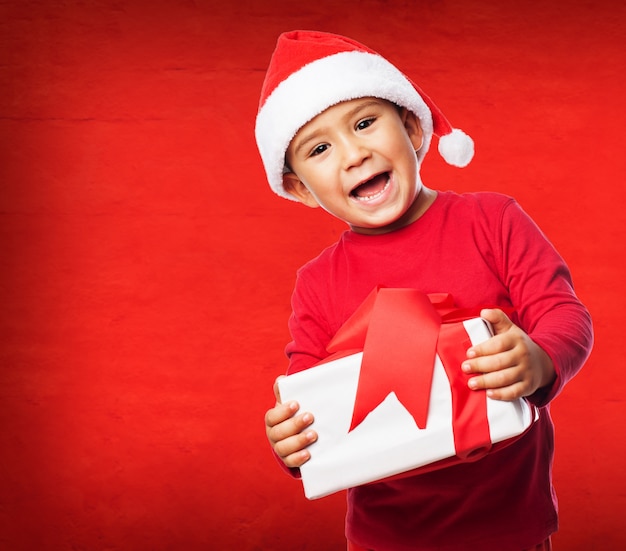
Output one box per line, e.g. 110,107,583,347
325,287,496,461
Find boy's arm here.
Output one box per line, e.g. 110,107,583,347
266,268,331,476
465,198,594,406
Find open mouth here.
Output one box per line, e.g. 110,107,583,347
350,173,390,202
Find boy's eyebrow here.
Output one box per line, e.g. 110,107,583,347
291,99,385,157
292,129,324,158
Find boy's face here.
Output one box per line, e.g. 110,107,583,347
283,97,424,234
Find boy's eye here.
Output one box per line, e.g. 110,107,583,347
310,143,329,157
356,117,376,131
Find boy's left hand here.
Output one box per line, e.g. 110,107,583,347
461,309,556,401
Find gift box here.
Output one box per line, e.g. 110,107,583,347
278,288,539,500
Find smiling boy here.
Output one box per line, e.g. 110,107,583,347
283,98,432,235
256,31,593,551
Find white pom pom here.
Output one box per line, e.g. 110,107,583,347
438,129,474,167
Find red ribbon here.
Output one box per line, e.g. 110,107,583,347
325,287,495,460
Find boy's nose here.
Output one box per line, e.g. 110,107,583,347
339,138,370,170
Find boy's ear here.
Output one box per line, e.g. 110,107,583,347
282,172,320,208
400,108,424,152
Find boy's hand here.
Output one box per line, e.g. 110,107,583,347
461,309,556,401
265,376,318,468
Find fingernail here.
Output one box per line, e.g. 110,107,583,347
462,362,471,372
468,378,478,389
302,413,312,424
466,348,476,359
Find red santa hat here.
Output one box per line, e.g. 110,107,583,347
255,30,474,201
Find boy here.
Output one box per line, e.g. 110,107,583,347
256,30,593,551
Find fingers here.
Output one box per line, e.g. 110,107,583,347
464,310,513,364
265,400,307,438
265,400,317,468
463,315,534,401
463,344,530,400
465,369,529,401
273,423,317,468
479,307,512,329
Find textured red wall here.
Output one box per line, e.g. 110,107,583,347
1,1,624,550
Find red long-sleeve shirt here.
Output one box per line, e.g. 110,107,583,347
283,191,593,550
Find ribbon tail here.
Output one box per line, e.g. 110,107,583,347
437,322,492,461
349,289,441,432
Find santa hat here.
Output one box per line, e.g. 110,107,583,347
255,30,474,201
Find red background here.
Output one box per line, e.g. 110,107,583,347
1,1,624,549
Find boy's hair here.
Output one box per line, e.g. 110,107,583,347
255,30,474,200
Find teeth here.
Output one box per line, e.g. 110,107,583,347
353,179,390,202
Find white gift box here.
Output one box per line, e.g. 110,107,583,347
278,317,538,500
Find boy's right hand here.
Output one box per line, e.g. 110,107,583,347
265,376,318,468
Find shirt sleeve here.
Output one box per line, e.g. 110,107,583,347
284,266,335,375
497,199,593,407
274,267,334,480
